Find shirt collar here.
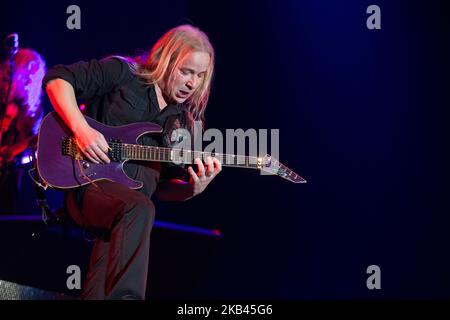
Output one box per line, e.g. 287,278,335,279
149,84,186,116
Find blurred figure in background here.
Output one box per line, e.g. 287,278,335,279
0,36,46,214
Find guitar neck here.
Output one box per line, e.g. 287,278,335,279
116,142,261,169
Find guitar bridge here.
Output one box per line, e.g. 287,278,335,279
61,137,84,160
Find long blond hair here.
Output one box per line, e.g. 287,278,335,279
135,25,215,124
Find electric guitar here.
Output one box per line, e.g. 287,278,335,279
36,112,307,189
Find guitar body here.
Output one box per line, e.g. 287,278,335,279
36,112,162,189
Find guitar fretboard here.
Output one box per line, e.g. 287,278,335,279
113,143,261,169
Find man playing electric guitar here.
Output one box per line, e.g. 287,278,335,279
43,25,221,300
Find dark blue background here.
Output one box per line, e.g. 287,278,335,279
1,0,449,299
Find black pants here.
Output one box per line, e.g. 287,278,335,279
66,180,155,300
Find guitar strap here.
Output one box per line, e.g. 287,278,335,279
28,157,87,242
27,150,60,225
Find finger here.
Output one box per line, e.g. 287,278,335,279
187,166,199,183
195,158,205,177
92,144,110,163
212,157,222,173
85,147,101,164
84,154,98,164
99,135,111,152
206,156,214,177
87,150,101,164
75,141,98,163
82,149,99,164
89,145,105,163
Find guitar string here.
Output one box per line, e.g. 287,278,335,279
114,143,261,167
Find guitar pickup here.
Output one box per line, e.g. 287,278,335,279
107,138,123,162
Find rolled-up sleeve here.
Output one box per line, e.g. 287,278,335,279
42,57,134,99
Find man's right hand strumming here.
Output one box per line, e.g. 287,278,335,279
74,124,110,164
45,78,110,164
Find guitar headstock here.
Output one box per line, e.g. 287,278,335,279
259,154,307,183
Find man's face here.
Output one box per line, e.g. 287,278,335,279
166,51,210,104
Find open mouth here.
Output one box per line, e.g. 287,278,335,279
178,90,190,98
